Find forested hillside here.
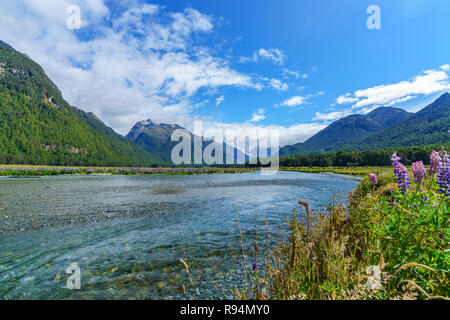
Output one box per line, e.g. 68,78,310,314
280,107,412,156
341,93,450,151
279,144,450,167
0,41,161,166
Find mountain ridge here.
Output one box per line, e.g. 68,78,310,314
340,92,450,151
126,119,246,165
280,106,413,156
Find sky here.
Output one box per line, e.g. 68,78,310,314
0,0,449,147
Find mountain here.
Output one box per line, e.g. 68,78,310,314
126,120,184,163
0,40,161,166
341,93,450,151
280,107,413,156
126,119,245,165
72,108,164,165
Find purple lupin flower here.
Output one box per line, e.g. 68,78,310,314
429,151,441,176
391,152,402,163
369,173,378,184
412,161,426,184
437,151,450,197
252,262,258,271
391,152,411,193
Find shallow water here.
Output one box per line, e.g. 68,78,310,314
0,171,360,299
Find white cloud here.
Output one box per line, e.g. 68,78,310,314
313,110,351,121
336,93,359,104
336,68,450,109
199,121,326,148
282,68,307,80
257,48,286,65
0,1,329,147
278,95,307,107
250,109,265,122
0,0,258,134
255,77,288,91
240,48,286,66
215,95,225,106
269,79,288,91
441,64,450,71
171,7,214,34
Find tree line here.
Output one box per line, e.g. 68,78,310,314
279,144,450,167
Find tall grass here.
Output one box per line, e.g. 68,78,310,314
238,152,449,300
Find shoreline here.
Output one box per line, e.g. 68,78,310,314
0,165,255,176
281,166,394,177
243,153,449,300
1,164,396,177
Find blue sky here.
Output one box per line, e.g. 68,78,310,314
0,0,449,146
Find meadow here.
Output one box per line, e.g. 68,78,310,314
238,150,449,300
0,165,252,176
281,166,392,176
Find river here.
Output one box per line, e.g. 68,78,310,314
0,171,360,299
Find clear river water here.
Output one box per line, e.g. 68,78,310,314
0,171,360,299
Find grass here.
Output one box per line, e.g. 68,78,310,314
281,166,392,177
238,155,449,300
0,164,254,176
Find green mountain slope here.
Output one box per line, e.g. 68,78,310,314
126,119,245,165
280,107,412,156
341,93,450,151
0,40,160,166
73,108,164,166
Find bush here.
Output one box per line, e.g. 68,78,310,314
238,150,449,300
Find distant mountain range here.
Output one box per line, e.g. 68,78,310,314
280,95,450,157
280,107,413,156
126,119,244,165
340,93,450,151
126,120,184,163
1,39,449,166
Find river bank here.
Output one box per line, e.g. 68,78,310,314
241,151,449,300
0,165,253,176
281,166,392,176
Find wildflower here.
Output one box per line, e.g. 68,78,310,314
369,173,378,184
437,151,450,197
391,152,402,163
423,196,428,201
412,161,426,184
429,151,441,175
252,262,258,271
391,152,411,193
